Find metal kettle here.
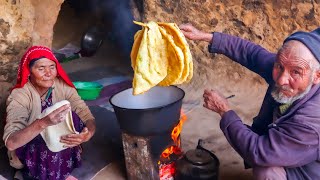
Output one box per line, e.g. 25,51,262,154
175,139,220,180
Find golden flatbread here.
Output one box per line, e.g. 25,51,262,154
130,21,193,95
132,21,168,95
158,22,193,83
130,29,144,69
158,26,185,86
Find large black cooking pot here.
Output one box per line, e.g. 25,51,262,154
109,86,185,136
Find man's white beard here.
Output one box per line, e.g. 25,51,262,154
271,81,313,104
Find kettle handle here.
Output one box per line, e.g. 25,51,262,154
196,139,220,166
196,139,205,149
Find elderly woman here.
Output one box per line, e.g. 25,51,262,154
3,46,96,180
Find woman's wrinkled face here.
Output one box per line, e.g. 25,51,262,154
272,41,316,103
29,58,57,91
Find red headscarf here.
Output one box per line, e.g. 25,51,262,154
13,46,75,90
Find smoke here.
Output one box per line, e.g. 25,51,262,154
66,0,140,60
91,0,140,59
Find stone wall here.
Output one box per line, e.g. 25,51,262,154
0,0,64,144
136,0,320,122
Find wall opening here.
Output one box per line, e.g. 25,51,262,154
53,0,140,66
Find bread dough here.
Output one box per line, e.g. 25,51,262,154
39,100,79,152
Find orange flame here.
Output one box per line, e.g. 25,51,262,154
159,110,187,179
171,110,187,146
160,110,187,159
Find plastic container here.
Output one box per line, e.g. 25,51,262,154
73,81,103,100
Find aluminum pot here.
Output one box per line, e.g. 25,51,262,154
109,86,185,136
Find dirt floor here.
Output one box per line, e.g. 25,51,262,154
0,3,256,180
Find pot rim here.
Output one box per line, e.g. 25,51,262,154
109,85,185,111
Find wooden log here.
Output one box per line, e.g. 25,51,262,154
122,132,159,180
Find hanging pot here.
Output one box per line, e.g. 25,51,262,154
54,26,105,63
79,26,104,57
175,139,220,180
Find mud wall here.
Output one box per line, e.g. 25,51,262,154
0,0,64,144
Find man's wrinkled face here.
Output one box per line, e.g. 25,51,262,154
29,58,57,91
272,41,317,104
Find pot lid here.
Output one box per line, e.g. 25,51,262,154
185,149,214,165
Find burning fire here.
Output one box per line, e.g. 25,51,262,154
159,110,187,179
160,111,187,159
159,162,176,180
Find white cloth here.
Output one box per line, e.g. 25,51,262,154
39,100,79,152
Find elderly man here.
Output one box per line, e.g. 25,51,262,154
180,24,320,180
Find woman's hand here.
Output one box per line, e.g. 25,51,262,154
179,23,213,42
60,127,93,148
39,104,71,127
203,89,231,117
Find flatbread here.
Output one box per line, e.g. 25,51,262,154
158,26,185,86
131,21,193,95
130,29,144,69
39,100,78,152
132,21,168,95
158,22,193,83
